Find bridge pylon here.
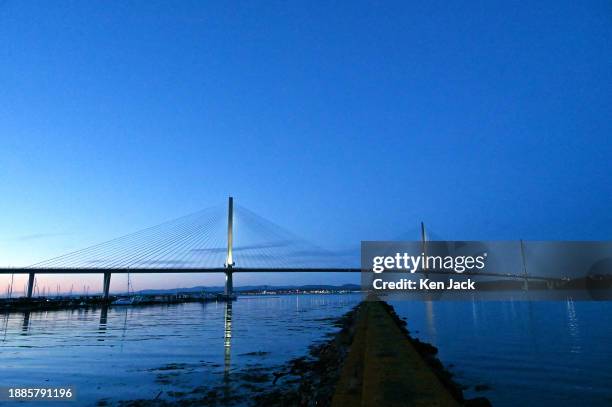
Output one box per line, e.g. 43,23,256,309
520,239,529,291
421,221,428,274
224,196,235,297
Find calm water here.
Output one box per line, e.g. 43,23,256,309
1,295,611,406
0,295,361,405
391,299,612,407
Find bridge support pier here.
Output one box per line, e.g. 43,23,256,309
102,272,111,300
224,269,233,297
27,272,35,298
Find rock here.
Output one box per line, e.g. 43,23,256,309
465,396,493,407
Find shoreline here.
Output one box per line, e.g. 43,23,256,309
0,291,361,314
0,294,234,313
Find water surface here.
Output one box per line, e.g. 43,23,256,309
391,299,612,407
0,295,361,405
1,295,611,406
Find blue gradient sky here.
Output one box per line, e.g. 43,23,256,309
1,1,610,292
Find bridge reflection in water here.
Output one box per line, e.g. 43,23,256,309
224,301,233,377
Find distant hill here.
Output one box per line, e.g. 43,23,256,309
134,284,360,295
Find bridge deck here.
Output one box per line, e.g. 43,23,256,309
0,267,361,274
0,267,562,282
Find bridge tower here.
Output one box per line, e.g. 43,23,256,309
224,196,234,297
520,239,529,291
421,221,428,272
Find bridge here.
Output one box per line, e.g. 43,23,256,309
1,197,362,299
1,197,568,300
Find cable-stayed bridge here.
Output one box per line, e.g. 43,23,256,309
1,197,577,300
1,197,360,299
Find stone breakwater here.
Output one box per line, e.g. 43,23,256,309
264,300,491,407
331,301,491,407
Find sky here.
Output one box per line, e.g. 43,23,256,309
1,1,611,293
